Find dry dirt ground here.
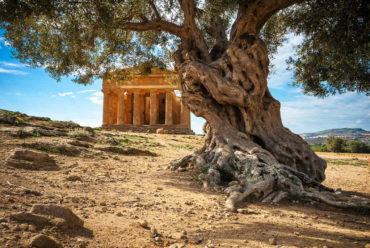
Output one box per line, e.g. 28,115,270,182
0,111,369,248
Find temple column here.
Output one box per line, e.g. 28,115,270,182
150,91,159,125
102,90,110,126
109,93,118,124
165,91,173,125
181,101,191,128
124,92,133,124
133,92,144,125
117,91,125,125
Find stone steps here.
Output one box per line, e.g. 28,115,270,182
102,124,194,134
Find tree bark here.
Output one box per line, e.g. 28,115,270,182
173,33,370,212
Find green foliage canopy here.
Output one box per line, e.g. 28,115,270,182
0,0,368,96
325,137,370,153
284,0,369,96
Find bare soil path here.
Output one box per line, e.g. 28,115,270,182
316,152,369,161
0,115,369,248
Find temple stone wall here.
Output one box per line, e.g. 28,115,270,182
102,68,193,134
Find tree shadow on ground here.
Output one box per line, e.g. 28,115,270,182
62,226,94,238
162,168,370,234
161,170,220,196
190,221,370,248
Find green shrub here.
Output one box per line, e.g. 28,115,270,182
326,137,346,152
345,140,370,153
310,144,328,152
68,128,90,137
325,137,370,153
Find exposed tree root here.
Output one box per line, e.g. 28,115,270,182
171,32,369,214
172,149,370,213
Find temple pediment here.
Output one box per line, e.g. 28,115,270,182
103,67,180,91
101,67,193,134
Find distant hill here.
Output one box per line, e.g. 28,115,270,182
300,128,370,145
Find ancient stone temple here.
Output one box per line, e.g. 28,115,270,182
102,68,193,134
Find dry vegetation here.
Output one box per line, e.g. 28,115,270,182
0,111,369,248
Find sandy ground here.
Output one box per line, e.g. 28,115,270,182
316,152,369,161
0,120,369,248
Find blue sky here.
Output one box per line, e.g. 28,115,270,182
0,34,369,134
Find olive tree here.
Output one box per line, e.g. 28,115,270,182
1,0,369,210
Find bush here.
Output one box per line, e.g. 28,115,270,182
346,140,370,153
326,137,346,152
67,128,90,138
325,137,370,153
310,144,328,152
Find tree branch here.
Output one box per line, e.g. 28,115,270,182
179,0,197,28
118,20,185,37
179,0,211,62
207,15,229,60
231,0,304,39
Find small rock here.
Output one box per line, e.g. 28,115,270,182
19,223,28,231
27,234,62,248
30,204,83,229
169,244,185,248
138,219,148,228
268,237,277,245
28,224,37,232
6,149,58,170
12,224,21,231
115,212,123,217
76,238,89,248
180,230,187,239
65,175,82,182
10,212,51,227
150,226,158,235
236,209,250,214
156,128,166,134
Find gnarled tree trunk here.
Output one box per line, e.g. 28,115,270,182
172,33,369,212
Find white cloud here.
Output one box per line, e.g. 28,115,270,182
0,37,11,48
78,89,96,94
0,68,28,75
280,92,370,133
0,61,24,68
191,114,205,135
268,34,303,89
88,91,103,104
57,92,74,97
92,91,103,97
